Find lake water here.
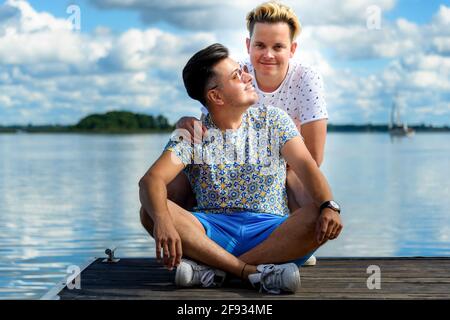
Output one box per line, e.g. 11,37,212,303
0,132,449,299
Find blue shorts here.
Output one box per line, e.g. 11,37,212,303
191,211,314,267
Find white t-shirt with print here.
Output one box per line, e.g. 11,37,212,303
201,59,328,125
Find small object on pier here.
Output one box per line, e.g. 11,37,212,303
103,247,120,263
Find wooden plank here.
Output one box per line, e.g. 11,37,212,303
55,257,450,300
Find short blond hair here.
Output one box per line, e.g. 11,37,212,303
246,1,301,41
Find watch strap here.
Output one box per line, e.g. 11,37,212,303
319,201,340,214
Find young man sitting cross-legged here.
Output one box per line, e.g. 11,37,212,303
139,43,343,294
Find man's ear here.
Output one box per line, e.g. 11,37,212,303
206,89,224,106
290,41,298,58
246,38,251,54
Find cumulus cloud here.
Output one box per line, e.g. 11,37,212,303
433,4,450,26
90,0,259,30
0,0,215,125
89,0,397,29
98,28,215,72
312,7,450,61
0,0,72,34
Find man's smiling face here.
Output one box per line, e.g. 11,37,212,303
247,22,297,79
210,57,258,109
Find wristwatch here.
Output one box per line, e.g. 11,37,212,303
319,200,341,214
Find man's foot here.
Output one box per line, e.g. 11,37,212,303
175,258,226,288
248,263,301,294
303,255,317,266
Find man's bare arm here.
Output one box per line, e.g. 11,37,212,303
139,151,185,221
299,119,327,167
281,136,332,206
138,151,185,269
281,137,343,243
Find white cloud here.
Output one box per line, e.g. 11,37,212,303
90,0,259,30
0,0,215,124
89,0,397,29
432,4,450,27
0,95,13,108
293,0,396,26
99,28,215,72
302,5,450,60
432,37,450,54
0,1,111,75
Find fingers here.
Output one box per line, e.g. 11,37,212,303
316,218,329,244
163,242,170,267
168,239,177,270
176,240,182,267
185,122,195,143
156,238,182,270
328,223,338,239
177,117,203,143
178,118,207,144
329,223,343,240
155,239,162,262
192,120,206,144
324,220,335,240
336,224,343,238
167,239,183,270
315,218,322,243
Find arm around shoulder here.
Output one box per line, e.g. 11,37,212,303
299,119,327,167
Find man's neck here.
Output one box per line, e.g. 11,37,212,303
255,74,284,93
209,106,248,131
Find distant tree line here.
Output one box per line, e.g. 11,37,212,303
1,112,450,133
74,111,173,132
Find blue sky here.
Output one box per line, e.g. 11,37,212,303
0,0,449,125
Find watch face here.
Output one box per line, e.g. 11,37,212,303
329,201,340,210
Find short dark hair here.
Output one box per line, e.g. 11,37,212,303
182,43,229,107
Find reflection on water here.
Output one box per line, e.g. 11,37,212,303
0,133,449,299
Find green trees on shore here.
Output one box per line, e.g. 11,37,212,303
0,111,173,133
74,111,172,132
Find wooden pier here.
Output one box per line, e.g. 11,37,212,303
42,257,450,300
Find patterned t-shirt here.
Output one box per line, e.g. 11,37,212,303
201,59,328,125
165,105,300,216
243,59,328,125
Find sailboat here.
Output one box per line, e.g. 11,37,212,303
388,100,415,137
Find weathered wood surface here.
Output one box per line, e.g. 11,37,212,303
56,257,450,300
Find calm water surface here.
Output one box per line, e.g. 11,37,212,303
0,132,449,299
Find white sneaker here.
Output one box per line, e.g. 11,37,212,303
303,255,317,266
248,263,301,294
175,258,226,288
